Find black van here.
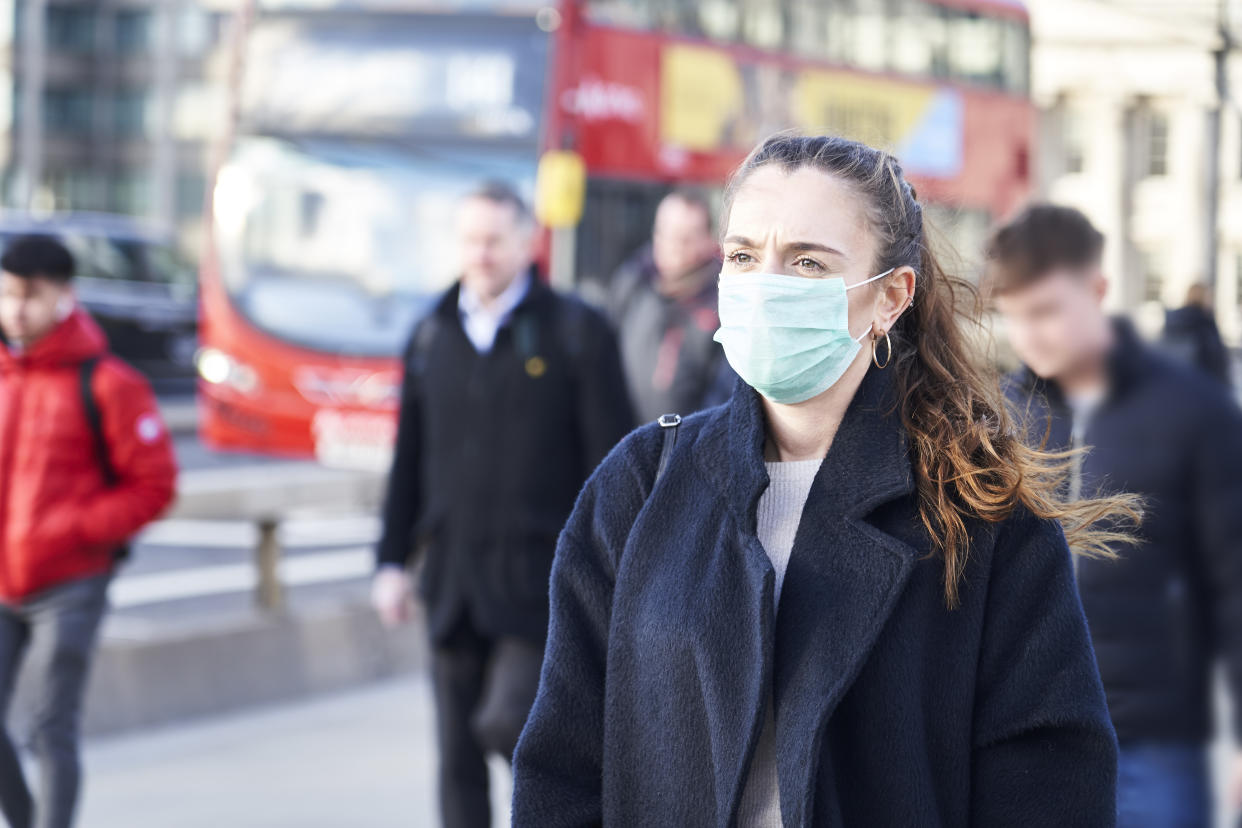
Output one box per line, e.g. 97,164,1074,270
0,213,198,391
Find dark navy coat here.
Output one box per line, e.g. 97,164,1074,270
1007,319,1242,745
512,367,1117,827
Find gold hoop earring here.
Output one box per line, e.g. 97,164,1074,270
872,329,892,369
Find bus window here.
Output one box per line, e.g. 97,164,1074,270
585,0,714,38
213,136,534,357
822,0,891,72
699,0,741,42
740,0,785,51
947,10,1004,88
585,0,665,30
1002,20,1031,94
824,2,852,65
788,0,828,60
892,0,949,79
852,0,890,73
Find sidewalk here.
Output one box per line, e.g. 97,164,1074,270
78,675,512,828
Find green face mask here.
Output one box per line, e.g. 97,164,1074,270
713,268,892,405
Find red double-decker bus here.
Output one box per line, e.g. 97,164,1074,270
197,0,1033,467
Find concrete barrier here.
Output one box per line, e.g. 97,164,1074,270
169,464,386,610
157,397,198,436
170,464,386,522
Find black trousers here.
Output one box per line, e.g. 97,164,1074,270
431,617,543,828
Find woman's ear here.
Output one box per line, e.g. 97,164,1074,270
875,266,916,332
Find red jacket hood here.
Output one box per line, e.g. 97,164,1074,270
0,308,107,372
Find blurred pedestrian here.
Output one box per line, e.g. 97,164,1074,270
1160,282,1232,387
513,135,1131,826
990,205,1242,828
0,235,177,828
371,181,633,828
606,188,733,422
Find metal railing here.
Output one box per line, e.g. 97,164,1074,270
168,463,385,611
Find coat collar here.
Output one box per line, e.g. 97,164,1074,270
435,266,550,323
693,367,922,824
0,308,106,373
692,363,916,524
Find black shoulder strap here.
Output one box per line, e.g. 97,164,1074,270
654,413,681,485
80,357,118,486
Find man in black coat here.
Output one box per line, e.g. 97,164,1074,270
989,204,1242,827
372,181,633,828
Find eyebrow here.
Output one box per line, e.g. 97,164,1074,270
722,235,847,258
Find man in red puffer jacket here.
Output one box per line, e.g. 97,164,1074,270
0,234,176,828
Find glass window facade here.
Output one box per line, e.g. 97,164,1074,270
115,9,152,53
47,5,97,53
44,88,94,134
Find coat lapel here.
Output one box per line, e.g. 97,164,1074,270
698,370,921,826
688,383,775,823
776,369,920,824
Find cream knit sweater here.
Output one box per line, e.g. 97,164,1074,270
737,457,822,827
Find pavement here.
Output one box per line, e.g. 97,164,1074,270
77,676,513,828
68,671,1240,828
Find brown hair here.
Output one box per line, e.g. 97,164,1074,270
985,204,1104,295
722,134,1139,607
465,179,533,227
660,187,715,233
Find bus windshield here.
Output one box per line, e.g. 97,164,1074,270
213,137,535,356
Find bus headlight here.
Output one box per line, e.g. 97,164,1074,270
196,347,261,395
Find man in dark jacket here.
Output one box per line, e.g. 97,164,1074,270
1161,282,1232,387
989,204,1242,827
0,235,177,828
607,188,733,423
371,181,633,828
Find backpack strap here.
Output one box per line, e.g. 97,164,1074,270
80,357,134,561
80,357,117,486
654,413,681,485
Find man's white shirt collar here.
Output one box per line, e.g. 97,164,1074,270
458,272,532,354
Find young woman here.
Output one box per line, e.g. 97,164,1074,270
511,134,1136,826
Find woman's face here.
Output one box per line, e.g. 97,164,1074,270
720,164,886,344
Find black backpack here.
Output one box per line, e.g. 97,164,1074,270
79,357,132,561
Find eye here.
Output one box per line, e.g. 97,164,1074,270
725,250,754,265
795,257,825,273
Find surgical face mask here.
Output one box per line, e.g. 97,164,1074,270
713,268,893,405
